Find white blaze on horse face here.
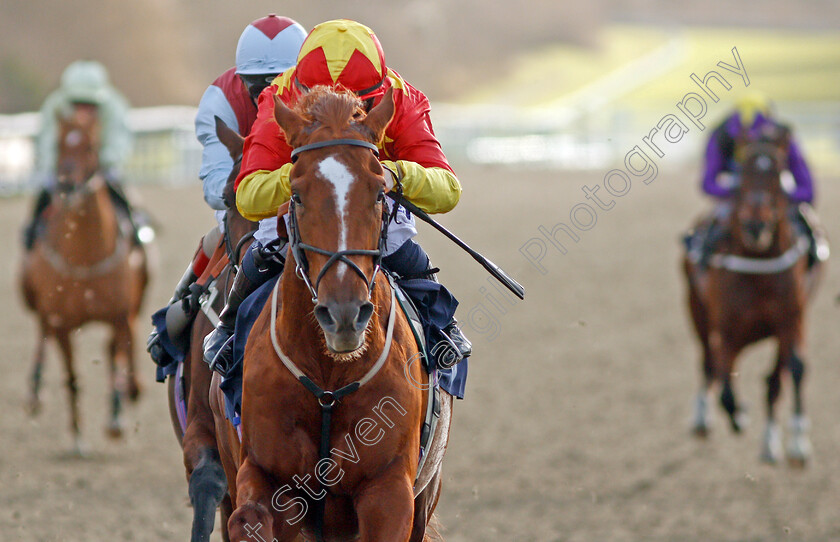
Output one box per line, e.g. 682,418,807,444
65,130,83,148
317,156,355,279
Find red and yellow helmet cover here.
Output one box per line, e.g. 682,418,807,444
295,19,387,100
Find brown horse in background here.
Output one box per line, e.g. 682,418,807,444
166,118,256,542
210,87,452,541
683,131,825,466
20,108,149,453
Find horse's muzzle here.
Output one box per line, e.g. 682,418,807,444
741,219,774,251
314,300,375,353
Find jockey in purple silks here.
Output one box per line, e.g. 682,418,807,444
689,92,826,267
702,96,814,203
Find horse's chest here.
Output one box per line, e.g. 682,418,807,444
719,281,799,328
250,403,412,492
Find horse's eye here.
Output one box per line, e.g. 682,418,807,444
376,190,385,204
292,193,302,206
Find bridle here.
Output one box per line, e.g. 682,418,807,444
286,138,391,304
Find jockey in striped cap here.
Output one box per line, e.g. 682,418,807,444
204,19,471,404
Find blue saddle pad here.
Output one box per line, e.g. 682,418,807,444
220,275,468,423
151,305,189,382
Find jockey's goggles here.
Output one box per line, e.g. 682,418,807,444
240,73,279,102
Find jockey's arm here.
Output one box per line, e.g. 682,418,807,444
701,129,733,199
786,139,815,203
196,86,240,210
35,93,62,181
236,89,462,221
98,91,133,175
380,103,461,214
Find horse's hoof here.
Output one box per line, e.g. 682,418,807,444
228,502,273,541
786,440,811,469
760,422,782,463
787,455,808,469
72,438,90,458
760,450,780,465
731,411,750,434
127,381,142,402
691,425,709,439
105,421,124,440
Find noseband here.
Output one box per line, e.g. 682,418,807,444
287,138,389,304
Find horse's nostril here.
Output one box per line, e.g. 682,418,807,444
314,305,336,331
356,302,374,330
315,301,372,335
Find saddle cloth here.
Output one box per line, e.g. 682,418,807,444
220,273,468,426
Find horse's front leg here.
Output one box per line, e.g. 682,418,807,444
779,330,810,467
355,466,415,542
105,319,129,439
55,329,85,455
26,326,49,416
709,330,748,433
761,344,785,464
229,456,304,542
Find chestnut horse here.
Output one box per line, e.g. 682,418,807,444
683,131,825,465
210,87,452,541
20,108,148,453
166,118,256,542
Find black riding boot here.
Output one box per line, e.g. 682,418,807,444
435,318,473,369
383,239,472,369
22,188,52,251
698,219,726,269
146,263,199,366
203,269,258,375
793,204,829,267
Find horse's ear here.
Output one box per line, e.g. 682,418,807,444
273,94,305,147
360,87,395,144
215,116,244,160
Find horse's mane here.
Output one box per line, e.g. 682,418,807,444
294,86,367,133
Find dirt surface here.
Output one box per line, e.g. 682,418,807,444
2,163,840,541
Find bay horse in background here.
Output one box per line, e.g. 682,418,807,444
166,118,256,542
210,87,452,541
683,129,826,466
20,107,149,453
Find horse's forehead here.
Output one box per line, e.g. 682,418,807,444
316,156,356,201
751,154,775,172
63,129,85,148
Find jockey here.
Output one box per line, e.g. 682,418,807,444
692,91,823,265
23,60,149,249
146,15,307,368
203,19,472,385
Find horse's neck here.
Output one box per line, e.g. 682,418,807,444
226,209,256,251
276,265,390,388
47,182,119,259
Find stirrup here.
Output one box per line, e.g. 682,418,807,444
204,329,234,376
146,330,168,367
432,323,472,370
